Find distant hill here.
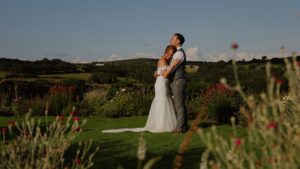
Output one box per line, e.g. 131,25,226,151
1,56,299,93
0,58,79,74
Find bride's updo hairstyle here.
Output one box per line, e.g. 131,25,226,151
164,45,177,54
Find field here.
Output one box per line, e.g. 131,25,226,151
38,73,92,81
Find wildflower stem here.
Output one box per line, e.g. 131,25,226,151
173,107,205,169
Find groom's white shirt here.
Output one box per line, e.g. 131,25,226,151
168,46,184,73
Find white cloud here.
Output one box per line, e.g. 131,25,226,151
185,47,205,61
203,52,290,62
205,53,229,62
70,57,89,63
134,52,157,59
98,54,124,61
235,52,259,61
108,54,123,61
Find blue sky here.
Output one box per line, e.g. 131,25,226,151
0,0,299,62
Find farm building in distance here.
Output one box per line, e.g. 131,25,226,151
186,64,199,72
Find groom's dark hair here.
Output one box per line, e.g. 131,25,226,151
174,33,185,45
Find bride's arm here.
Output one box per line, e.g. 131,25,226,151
161,58,181,78
153,57,164,78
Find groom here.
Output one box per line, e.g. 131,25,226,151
155,33,188,133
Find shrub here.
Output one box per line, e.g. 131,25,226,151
187,96,202,119
98,91,152,117
198,52,300,169
47,84,75,116
106,79,135,100
0,92,11,108
201,83,245,124
78,89,108,116
90,72,116,84
27,96,46,116
0,113,99,169
0,92,12,116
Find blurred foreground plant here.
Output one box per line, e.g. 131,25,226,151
117,133,161,169
0,112,99,169
198,47,300,169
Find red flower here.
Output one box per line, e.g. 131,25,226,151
275,79,284,85
74,127,81,132
7,120,16,126
70,111,76,116
234,138,242,147
73,158,81,165
255,160,262,167
231,42,239,50
73,116,80,122
202,83,232,104
297,61,300,67
1,128,7,134
58,116,64,121
267,121,277,129
49,84,75,95
267,157,278,163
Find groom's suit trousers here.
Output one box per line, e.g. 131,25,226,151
170,78,188,131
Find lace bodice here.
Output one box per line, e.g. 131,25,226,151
156,65,169,75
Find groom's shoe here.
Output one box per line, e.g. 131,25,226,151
181,126,189,133
181,128,188,133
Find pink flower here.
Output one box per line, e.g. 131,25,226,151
234,138,242,147
58,116,64,121
1,128,7,134
73,116,80,122
267,121,277,129
275,79,284,85
70,111,76,116
7,120,16,126
74,127,81,132
255,160,262,167
231,42,239,50
73,158,81,165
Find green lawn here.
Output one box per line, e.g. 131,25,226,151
38,73,92,81
0,72,6,78
0,116,247,169
1,72,92,82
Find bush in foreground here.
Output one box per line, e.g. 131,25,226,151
198,50,300,169
0,112,99,169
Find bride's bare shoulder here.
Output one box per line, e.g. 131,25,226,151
157,57,167,67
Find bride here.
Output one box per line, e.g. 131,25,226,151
102,45,181,133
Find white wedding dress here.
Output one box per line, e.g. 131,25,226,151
101,65,177,133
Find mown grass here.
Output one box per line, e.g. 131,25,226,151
1,72,92,82
38,73,92,81
0,116,247,169
0,72,6,78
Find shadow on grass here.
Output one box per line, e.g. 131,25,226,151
65,140,205,169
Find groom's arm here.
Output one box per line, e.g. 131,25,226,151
161,51,184,78
167,51,184,74
162,58,181,78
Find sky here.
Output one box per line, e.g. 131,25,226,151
0,0,299,63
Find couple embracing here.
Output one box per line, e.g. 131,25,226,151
102,33,188,133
